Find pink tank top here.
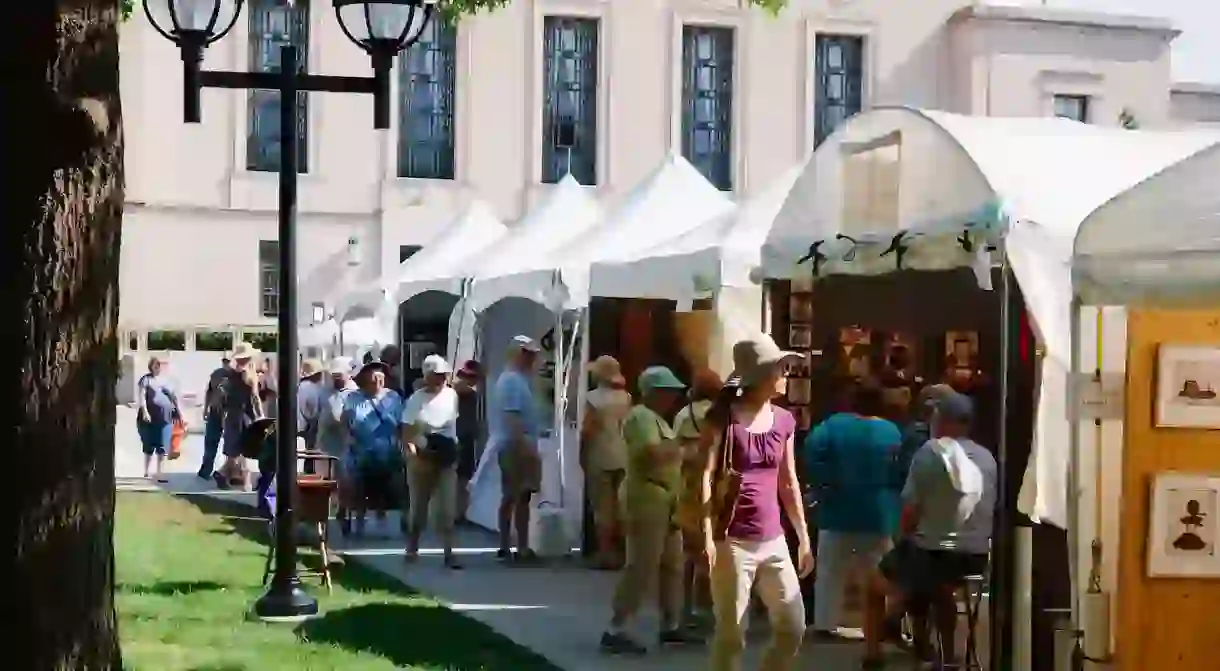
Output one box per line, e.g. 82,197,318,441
725,406,796,541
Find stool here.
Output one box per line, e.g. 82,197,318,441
262,474,338,593
937,573,987,670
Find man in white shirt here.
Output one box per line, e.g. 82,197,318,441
401,354,463,569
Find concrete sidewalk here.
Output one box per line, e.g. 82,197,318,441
115,405,880,670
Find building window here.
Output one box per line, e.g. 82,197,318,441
147,330,187,351
399,245,423,262
247,0,310,173
1054,94,1090,123
541,16,599,185
398,19,457,179
681,25,735,191
814,34,864,148
196,331,235,352
259,240,280,317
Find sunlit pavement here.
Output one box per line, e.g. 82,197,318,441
115,404,887,670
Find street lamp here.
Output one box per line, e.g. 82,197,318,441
143,0,436,622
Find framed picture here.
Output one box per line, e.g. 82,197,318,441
787,377,812,405
789,294,814,322
791,275,814,294
791,406,812,431
1148,472,1220,577
788,353,813,378
1156,345,1220,429
789,324,813,349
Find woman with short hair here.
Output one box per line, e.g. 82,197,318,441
136,356,182,482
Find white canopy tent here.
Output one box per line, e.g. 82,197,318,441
763,106,1219,521
334,199,508,322
460,156,733,546
588,164,801,373
761,106,1220,664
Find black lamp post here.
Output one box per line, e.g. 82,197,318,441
143,0,436,622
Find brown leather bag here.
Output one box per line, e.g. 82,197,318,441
711,424,741,541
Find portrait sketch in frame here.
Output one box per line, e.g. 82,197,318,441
789,324,813,349
1156,345,1220,429
1147,472,1220,578
787,377,812,405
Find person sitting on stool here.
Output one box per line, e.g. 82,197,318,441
861,391,996,669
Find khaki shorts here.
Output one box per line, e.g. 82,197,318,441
499,443,542,498
587,468,625,530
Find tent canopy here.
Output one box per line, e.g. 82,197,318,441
555,153,735,310
762,106,1219,362
589,164,801,301
465,174,603,313
1073,142,1220,306
336,200,507,320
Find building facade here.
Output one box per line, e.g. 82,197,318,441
119,0,1207,351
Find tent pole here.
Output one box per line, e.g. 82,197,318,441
1062,295,1085,670
990,257,1015,671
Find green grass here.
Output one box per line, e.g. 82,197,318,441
116,492,561,671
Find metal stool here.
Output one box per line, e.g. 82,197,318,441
938,573,987,670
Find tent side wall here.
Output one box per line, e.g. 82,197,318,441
1114,308,1220,671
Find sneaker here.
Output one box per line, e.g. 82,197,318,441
496,548,512,561
600,631,647,656
444,555,464,570
659,628,704,646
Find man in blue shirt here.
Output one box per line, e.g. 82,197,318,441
490,335,543,562
803,382,903,640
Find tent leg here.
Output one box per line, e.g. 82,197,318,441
1065,296,1085,667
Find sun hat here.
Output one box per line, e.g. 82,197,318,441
231,341,260,361
422,354,452,376
456,360,481,379
299,358,324,379
732,333,799,386
511,334,542,353
328,356,354,375
638,366,687,394
589,355,626,387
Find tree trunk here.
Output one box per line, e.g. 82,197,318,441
11,1,125,669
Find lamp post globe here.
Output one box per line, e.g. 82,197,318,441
333,0,437,55
143,0,244,46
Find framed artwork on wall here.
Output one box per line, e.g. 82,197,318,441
1156,345,1220,429
1147,472,1220,578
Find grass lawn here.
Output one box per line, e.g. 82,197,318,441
116,491,561,671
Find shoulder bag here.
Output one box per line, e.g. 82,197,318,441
711,421,741,542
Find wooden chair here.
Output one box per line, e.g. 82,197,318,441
262,453,340,593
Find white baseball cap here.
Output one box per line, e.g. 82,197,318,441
421,354,452,376
512,335,541,353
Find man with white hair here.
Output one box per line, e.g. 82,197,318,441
489,335,543,563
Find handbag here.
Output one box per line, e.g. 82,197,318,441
418,432,459,468
711,422,741,541
168,420,187,460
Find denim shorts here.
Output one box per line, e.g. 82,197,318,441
138,421,172,456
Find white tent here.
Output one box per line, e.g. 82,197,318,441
460,174,604,315
587,165,801,372
335,199,508,321
761,106,1220,665
1073,141,1220,307
461,157,732,545
762,106,1220,527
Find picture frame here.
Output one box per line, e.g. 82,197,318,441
787,377,812,405
1155,345,1220,429
789,294,814,322
789,324,813,349
791,275,814,294
1147,472,1220,578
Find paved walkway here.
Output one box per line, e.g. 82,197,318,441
115,406,881,670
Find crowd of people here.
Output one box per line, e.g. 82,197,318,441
136,327,997,670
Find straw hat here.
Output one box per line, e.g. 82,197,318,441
589,355,626,387
300,358,324,379
231,341,260,361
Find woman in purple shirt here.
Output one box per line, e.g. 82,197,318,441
699,335,813,671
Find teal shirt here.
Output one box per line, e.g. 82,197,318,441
804,412,903,535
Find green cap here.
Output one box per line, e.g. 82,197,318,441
638,366,687,394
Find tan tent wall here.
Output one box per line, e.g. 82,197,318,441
1116,308,1220,670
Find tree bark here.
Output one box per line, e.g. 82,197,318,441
11,1,125,669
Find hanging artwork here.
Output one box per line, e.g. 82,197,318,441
1148,472,1220,578
1155,345,1220,429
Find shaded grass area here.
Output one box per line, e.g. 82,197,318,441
116,492,561,671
